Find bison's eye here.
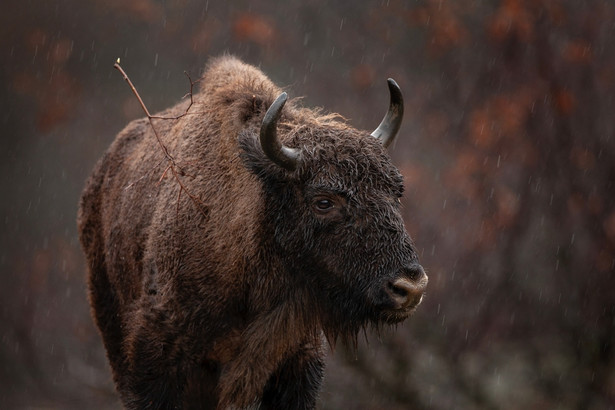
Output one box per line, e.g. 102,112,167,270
310,193,345,219
316,199,333,210
312,195,338,216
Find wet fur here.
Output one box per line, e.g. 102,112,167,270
78,56,419,409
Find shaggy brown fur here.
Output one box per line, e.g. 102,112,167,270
78,56,427,409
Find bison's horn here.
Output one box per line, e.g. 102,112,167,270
371,78,404,148
260,92,299,171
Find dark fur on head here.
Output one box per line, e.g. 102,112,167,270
78,55,426,409
240,122,415,343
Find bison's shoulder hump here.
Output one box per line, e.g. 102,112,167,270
199,56,281,107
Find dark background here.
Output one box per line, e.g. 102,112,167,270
1,0,614,408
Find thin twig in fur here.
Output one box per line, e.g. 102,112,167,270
113,61,208,218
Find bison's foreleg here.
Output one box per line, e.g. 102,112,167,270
119,369,182,410
216,304,318,409
260,337,326,410
118,307,187,409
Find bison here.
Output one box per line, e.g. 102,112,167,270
78,56,428,409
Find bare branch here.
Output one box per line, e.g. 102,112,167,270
149,71,202,120
114,60,207,218
113,62,175,164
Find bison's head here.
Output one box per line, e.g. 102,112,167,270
239,80,427,341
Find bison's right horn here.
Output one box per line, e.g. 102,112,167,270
371,78,404,148
260,92,299,171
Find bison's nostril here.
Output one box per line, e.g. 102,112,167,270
389,278,414,308
388,275,427,310
390,278,412,298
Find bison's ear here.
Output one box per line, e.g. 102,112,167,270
239,92,301,178
238,130,290,181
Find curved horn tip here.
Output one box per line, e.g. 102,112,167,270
386,78,403,103
387,78,399,89
387,78,404,103
265,92,288,120
371,78,404,148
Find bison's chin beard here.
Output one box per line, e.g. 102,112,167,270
379,303,420,325
318,295,422,350
379,290,425,324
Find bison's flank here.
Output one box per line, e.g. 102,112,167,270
77,56,428,409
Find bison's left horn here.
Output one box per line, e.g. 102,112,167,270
371,78,404,148
260,92,299,171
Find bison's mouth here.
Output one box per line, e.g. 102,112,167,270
379,292,425,324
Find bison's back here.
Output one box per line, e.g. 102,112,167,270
78,56,308,404
77,57,273,374
78,107,185,373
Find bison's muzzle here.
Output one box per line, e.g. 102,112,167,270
378,264,428,323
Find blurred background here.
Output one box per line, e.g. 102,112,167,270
1,0,614,408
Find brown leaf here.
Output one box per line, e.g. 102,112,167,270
350,64,375,91
553,88,575,114
569,146,595,171
562,40,592,64
233,13,276,46
495,186,519,228
469,108,494,149
487,0,534,43
99,0,163,23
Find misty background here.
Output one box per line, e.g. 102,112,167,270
1,0,614,408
